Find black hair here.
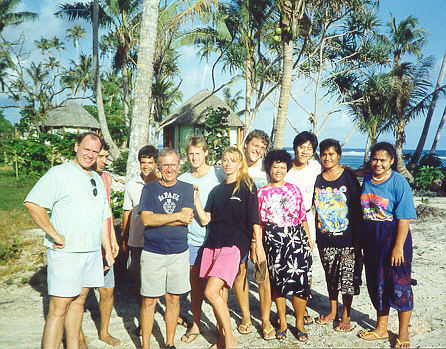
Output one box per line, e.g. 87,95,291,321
263,149,293,174
319,138,342,156
292,131,318,152
138,145,158,162
76,131,100,145
370,142,398,170
100,138,110,151
245,129,270,148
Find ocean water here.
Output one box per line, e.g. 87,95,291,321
284,148,446,169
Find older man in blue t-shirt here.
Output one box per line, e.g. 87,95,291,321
138,148,194,349
24,132,114,349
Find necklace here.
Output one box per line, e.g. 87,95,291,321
372,169,392,182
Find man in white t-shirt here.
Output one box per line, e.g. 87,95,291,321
178,136,224,343
284,131,321,325
233,130,275,339
284,131,321,243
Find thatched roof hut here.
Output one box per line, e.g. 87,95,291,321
162,90,245,152
162,89,244,127
44,101,100,134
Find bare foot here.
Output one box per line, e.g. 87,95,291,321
99,333,121,346
79,330,88,349
225,334,237,348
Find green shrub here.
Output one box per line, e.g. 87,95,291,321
0,237,22,264
203,107,230,165
110,189,124,220
414,166,444,191
111,151,128,176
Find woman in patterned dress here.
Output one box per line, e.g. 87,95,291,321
359,142,416,349
257,149,314,342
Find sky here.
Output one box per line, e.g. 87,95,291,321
2,0,445,151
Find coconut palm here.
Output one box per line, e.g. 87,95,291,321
0,0,38,34
65,25,87,65
34,36,51,57
385,14,428,66
388,59,446,182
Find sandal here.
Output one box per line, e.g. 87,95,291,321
181,331,201,343
304,314,314,325
359,330,389,341
276,328,287,341
237,321,252,334
262,326,276,341
296,329,308,342
395,338,410,348
315,314,335,325
334,322,355,332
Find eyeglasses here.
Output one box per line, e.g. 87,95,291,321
90,178,97,196
160,164,179,170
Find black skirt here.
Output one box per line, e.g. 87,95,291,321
263,222,312,298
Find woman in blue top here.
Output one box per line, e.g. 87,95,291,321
359,142,416,349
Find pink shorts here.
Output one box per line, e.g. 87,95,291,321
199,246,241,288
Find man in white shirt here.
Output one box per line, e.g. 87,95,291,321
122,146,159,286
234,130,275,339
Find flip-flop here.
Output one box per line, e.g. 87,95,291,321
315,314,335,325
181,332,201,343
296,329,308,342
395,338,410,348
276,328,287,341
334,322,355,332
237,321,252,334
359,330,389,341
304,314,314,325
262,326,276,341
177,317,188,328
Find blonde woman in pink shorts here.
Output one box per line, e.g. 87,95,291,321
194,146,266,348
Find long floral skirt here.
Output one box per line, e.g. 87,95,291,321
263,223,312,298
318,246,362,297
362,220,414,312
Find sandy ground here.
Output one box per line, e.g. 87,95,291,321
1,197,445,348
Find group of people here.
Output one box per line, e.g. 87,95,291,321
24,129,416,349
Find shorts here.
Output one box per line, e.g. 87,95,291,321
199,246,241,288
189,244,204,266
140,250,190,297
102,266,115,289
47,249,103,297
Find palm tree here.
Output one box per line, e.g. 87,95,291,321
50,36,65,104
388,59,446,182
0,0,38,34
386,14,428,66
430,105,446,154
65,25,87,65
410,51,446,165
223,86,243,117
74,53,93,102
34,36,51,57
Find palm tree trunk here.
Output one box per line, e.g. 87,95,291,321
75,40,79,66
122,58,131,142
244,55,253,130
430,105,446,154
93,0,121,160
272,39,293,149
363,134,371,165
410,51,446,165
394,120,414,183
125,0,160,182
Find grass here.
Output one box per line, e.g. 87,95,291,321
0,167,37,266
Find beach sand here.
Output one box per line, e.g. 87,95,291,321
1,197,445,348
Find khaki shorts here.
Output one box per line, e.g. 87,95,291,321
140,250,190,297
